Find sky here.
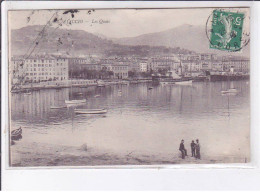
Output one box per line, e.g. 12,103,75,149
8,8,250,39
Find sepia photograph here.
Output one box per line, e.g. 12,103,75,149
8,8,250,167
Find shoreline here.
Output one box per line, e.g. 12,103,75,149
10,79,152,93
10,142,248,167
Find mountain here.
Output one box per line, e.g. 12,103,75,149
10,25,115,56
10,25,194,57
111,24,250,57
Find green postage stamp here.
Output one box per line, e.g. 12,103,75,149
210,10,244,51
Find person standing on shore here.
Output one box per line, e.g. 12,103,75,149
179,139,187,159
190,140,196,157
195,139,201,159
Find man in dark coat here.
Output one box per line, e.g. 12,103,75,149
179,139,187,159
190,140,196,157
195,139,201,159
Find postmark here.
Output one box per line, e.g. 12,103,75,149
210,10,244,51
206,8,250,52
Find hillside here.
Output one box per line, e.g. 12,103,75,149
111,24,250,57
10,25,194,57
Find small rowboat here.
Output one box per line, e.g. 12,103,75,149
11,127,22,140
221,88,238,94
175,80,193,85
50,106,67,109
75,108,107,114
65,99,87,104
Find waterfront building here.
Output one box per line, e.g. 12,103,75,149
10,55,69,83
200,60,212,71
68,57,101,72
181,60,201,73
111,63,129,79
149,55,178,71
139,62,148,72
100,58,129,79
222,57,250,73
211,60,223,71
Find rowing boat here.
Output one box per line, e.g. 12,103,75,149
221,88,238,94
50,106,67,109
175,80,193,85
11,127,22,140
75,108,107,114
65,99,87,104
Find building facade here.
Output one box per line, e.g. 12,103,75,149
11,56,69,83
139,62,148,72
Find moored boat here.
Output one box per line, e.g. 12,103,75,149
160,81,175,85
221,88,238,94
65,99,87,104
75,108,107,114
50,106,67,109
175,80,193,85
11,127,22,140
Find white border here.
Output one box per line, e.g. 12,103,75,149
2,1,260,190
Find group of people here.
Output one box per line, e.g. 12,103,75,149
179,139,200,159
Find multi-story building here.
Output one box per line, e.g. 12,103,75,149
111,63,128,79
139,62,148,72
222,57,250,73
200,60,212,70
149,55,178,71
68,57,101,73
211,60,223,71
10,56,69,83
181,60,201,72
100,58,129,79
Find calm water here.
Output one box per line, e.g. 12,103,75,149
11,80,250,159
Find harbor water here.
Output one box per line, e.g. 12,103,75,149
10,80,250,166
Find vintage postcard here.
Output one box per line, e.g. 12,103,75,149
8,8,250,167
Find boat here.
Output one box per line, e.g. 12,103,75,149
50,106,67,109
94,95,100,98
97,80,106,87
65,99,87,104
160,81,175,85
11,127,22,140
221,88,238,94
75,108,107,114
175,80,193,85
148,87,153,90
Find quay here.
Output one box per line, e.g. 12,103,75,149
10,79,152,93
